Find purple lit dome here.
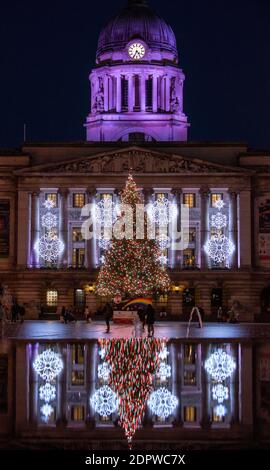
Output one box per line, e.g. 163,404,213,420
97,0,178,63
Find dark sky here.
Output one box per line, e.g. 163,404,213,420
1,0,270,149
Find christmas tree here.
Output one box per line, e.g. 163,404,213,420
95,175,171,297
99,338,165,445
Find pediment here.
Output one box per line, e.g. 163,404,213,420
15,146,249,176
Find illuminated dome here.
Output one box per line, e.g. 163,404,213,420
97,0,178,64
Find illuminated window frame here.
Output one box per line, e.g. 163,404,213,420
46,289,58,307
45,193,58,208
73,193,85,208
183,193,196,208
211,193,223,208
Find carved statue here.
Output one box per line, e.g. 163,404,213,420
92,77,104,114
170,77,181,113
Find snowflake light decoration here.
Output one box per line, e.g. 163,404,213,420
43,199,55,210
205,349,236,382
157,234,170,250
98,237,112,250
211,212,227,230
41,403,54,421
214,404,227,418
33,349,64,382
100,255,106,265
98,362,112,382
204,234,235,263
214,199,225,210
158,254,168,266
148,197,177,227
148,388,178,419
212,383,229,404
92,200,118,228
159,346,169,361
156,362,171,382
41,212,57,230
99,348,106,360
90,385,119,417
39,383,56,403
35,235,64,262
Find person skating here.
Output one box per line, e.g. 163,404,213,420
146,304,155,338
104,302,113,333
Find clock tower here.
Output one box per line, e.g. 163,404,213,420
85,0,189,142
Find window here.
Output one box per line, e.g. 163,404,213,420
183,193,196,208
71,370,84,386
72,227,83,242
134,75,140,110
74,289,85,310
146,76,153,110
183,248,195,268
72,248,85,268
121,76,128,110
71,405,85,421
189,228,196,243
182,288,195,307
211,193,223,207
73,193,85,208
184,406,197,423
71,344,84,365
45,193,57,207
46,290,58,307
184,370,197,386
184,344,196,365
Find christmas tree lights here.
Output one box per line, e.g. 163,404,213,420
98,338,166,444
95,175,171,297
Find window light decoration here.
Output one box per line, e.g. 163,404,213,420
205,349,236,382
148,387,178,419
39,383,56,403
90,385,119,417
212,383,229,404
33,349,64,382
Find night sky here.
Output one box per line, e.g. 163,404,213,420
1,0,270,149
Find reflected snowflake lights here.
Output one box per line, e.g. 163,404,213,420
90,385,119,417
33,348,63,423
205,348,236,421
148,387,178,419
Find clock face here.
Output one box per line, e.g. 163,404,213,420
128,42,146,60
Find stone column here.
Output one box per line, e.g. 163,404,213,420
171,189,182,269
108,76,113,110
229,190,239,269
59,189,69,268
116,74,122,113
128,74,134,112
152,75,158,112
87,342,98,427
86,187,97,270
165,76,171,112
239,190,252,268
30,191,40,268
29,343,38,426
140,74,146,112
171,341,182,425
200,187,210,270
